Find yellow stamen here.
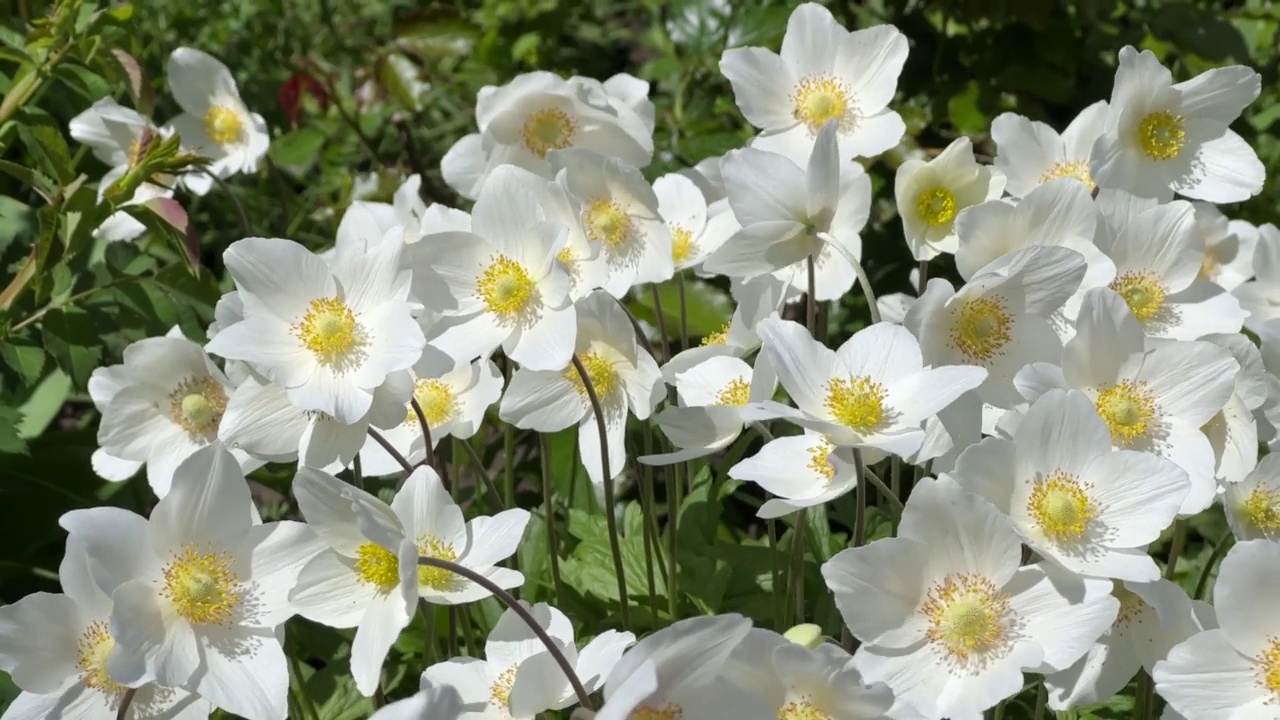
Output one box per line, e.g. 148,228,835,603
203,105,244,146
923,573,1012,665
1136,111,1186,161
77,620,123,696
949,296,1012,363
161,545,241,625
167,376,228,439
777,698,831,720
1110,271,1167,323
1039,160,1096,191
671,225,696,265
584,199,633,248
416,535,461,590
715,377,751,407
406,378,458,428
807,439,836,482
1095,380,1157,446
565,352,619,399
521,107,577,158
355,542,400,590
701,321,731,346
630,704,684,720
1026,471,1097,543
490,665,517,710
295,297,364,367
1258,638,1280,695
1240,488,1280,533
824,376,887,431
916,187,957,227
790,75,852,133
477,255,537,320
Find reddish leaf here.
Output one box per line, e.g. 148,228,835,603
278,71,330,126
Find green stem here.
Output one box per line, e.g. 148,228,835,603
537,434,564,605
676,271,690,351
667,460,683,620
768,513,784,630
640,427,661,620
1194,533,1234,600
1034,679,1047,720
648,283,673,362
852,450,867,547
455,437,507,510
864,466,903,513
1163,519,1188,581
789,508,808,624
288,656,320,720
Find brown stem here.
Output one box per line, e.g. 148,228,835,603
367,427,413,473
410,397,435,469
116,688,137,720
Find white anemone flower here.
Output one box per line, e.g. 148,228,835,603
206,235,422,424
551,148,672,297
904,245,1087,408
91,334,257,497
755,316,987,456
165,47,269,179
499,291,662,486
730,430,861,519
952,389,1190,581
0,537,210,720
653,172,736,272
58,444,322,720
1045,579,1210,710
1154,540,1280,718
1094,191,1246,340
1090,46,1263,202
369,679,464,720
1232,223,1280,332
1014,287,1238,515
421,602,634,719
895,136,1006,261
441,71,653,200
1192,203,1257,292
678,153,727,205
719,2,908,163
662,274,787,379
823,476,1119,719
1224,454,1280,542
1197,332,1267,484
991,100,1108,198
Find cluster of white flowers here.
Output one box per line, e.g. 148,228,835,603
4,4,1280,720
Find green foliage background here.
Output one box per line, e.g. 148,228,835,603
0,0,1276,716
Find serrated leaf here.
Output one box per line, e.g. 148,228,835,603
19,123,76,186
0,407,27,455
0,159,56,203
41,306,103,389
17,369,69,438
108,48,152,115
0,337,46,386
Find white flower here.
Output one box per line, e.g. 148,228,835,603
0,537,210,720
91,334,257,497
653,172,736,272
369,679,464,720
702,122,871,302
895,137,1006,261
515,167,607,303
1154,539,1280,718
823,475,1119,719
905,245,1087,408
420,602,634,719
662,274,787,380
1232,223,1280,332
1193,203,1257,292
991,101,1108,198
1094,192,1246,340
755,316,987,456
552,148,673,297
640,354,776,465
58,444,322,720
1090,46,1262,202
1014,287,1239,515
165,47,269,179
441,72,653,199
595,615,759,720
952,389,1189,581
1198,332,1266,484
413,165,576,370
719,2,908,163
679,153,728,205
1045,579,1210,710
206,235,422,424
1224,454,1280,542
730,431,859,518
499,291,662,486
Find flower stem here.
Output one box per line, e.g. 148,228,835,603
676,271,690,351
667,460,683,620
806,256,818,332
916,259,930,297
455,437,507,510
416,556,595,711
1162,519,1188,581
410,397,435,470
116,688,137,720
537,433,565,605
648,284,672,362
852,254,881,324
367,428,413,474
571,354,631,628
789,508,808,624
1194,533,1234,600
1033,679,1047,720
640,427,661,620
351,454,364,490
852,449,867,547
863,465,904,514
205,169,252,238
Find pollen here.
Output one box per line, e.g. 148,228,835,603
1112,583,1147,628
671,225,696,266
167,376,228,440
406,378,458,428
791,74,852,133
1258,638,1280,695
1026,471,1098,543
490,664,517,710
824,375,888,432
477,255,537,321
416,535,461,591
1039,160,1096,191
584,199,633,249
565,351,619,399
203,105,244,146
715,377,751,407
807,439,836,482
77,620,123,696
949,296,1012,363
1240,487,1280,533
778,697,831,720
916,187,957,227
1136,110,1186,161
701,321,731,346
1095,379,1157,446
355,542,400,590
520,107,577,159
631,704,684,720
161,545,241,626
923,573,1013,666
1110,271,1167,323
296,296,365,368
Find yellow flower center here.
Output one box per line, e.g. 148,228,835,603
556,246,576,267
490,664,517,710
167,376,227,439
1258,638,1280,696
1112,583,1147,628
295,296,365,368
807,439,836,482
824,375,888,432
950,296,1012,363
1039,160,1096,191
584,199,633,249
916,187,957,227
477,254,537,321
630,704,684,720
565,351,619,399
1241,488,1280,533
671,225,696,265
355,542,400,590
790,75,852,133
521,107,577,159
1026,471,1098,543
1110,271,1167,323
777,697,831,720
406,378,458,428
1136,110,1186,161
715,377,751,407
416,535,461,590
77,620,123,696
1095,380,1157,446
203,105,244,146
1197,250,1220,282
161,545,241,625
923,573,1012,664
701,321,731,346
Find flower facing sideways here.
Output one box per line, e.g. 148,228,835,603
730,431,861,519
896,136,1005,261
1224,454,1280,542
165,47,270,179
991,100,1108,198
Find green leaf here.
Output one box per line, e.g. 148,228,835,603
947,81,986,135
40,306,104,389
269,128,326,177
376,52,429,112
629,276,733,341
18,122,76,186
395,14,480,59
0,407,27,454
0,336,46,387
17,369,70,439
